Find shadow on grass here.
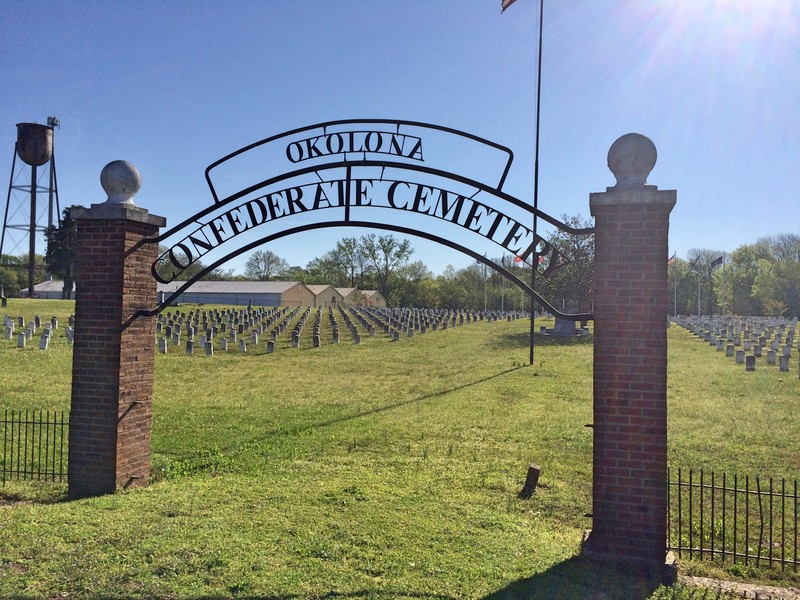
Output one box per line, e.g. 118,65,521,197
489,331,593,352
0,482,68,505
297,364,530,432
483,555,664,600
151,362,536,482
0,593,460,600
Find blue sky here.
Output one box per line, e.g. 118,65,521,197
2,0,798,276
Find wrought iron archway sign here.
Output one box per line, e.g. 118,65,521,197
147,119,592,319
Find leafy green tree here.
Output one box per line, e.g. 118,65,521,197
436,265,466,309
536,214,595,313
305,254,347,286
0,255,28,297
752,259,800,317
715,243,771,316
391,260,434,307
44,206,79,299
280,265,309,282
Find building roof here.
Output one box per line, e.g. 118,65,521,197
26,280,74,293
156,280,307,294
336,287,357,297
306,284,343,297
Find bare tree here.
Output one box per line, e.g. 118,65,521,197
359,234,413,300
244,250,289,280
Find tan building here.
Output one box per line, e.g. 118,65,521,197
363,290,387,308
336,288,387,307
157,281,315,307
336,287,362,305
24,279,370,308
305,284,344,308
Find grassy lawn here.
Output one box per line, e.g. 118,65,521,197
0,298,798,599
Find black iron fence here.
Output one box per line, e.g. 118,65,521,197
668,468,798,572
1,409,68,485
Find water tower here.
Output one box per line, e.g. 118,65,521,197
1,118,61,298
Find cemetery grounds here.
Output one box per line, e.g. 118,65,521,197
0,298,798,600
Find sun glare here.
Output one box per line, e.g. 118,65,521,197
666,0,799,44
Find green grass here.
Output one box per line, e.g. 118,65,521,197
0,298,798,599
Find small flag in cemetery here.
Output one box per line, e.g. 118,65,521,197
710,255,724,268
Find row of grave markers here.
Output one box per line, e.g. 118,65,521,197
152,304,529,356
4,305,532,356
3,314,76,350
671,315,799,378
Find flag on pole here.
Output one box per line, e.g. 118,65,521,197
667,252,677,265
710,255,724,268
513,255,523,263
501,0,519,12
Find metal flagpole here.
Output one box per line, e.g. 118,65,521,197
501,254,505,311
721,253,726,315
673,259,677,316
689,256,700,316
530,0,544,366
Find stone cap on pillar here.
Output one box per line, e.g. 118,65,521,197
71,160,166,227
590,133,676,214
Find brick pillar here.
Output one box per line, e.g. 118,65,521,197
587,134,676,564
68,161,165,499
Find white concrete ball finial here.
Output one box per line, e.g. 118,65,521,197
101,160,141,204
607,133,657,189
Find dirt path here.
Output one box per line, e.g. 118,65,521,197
680,575,800,600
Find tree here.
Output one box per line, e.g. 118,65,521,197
752,259,800,317
154,245,233,282
358,234,413,300
392,260,434,307
330,237,367,287
305,254,347,286
716,243,771,316
684,248,726,315
244,250,289,280
667,258,698,316
44,206,79,299
537,214,595,313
